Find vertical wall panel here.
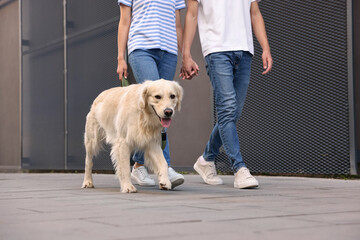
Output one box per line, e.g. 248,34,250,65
215,0,354,175
21,0,65,169
66,0,120,170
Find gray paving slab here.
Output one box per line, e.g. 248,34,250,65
0,173,360,240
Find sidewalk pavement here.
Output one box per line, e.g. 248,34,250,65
0,173,359,240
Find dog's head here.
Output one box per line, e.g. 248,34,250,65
139,79,183,128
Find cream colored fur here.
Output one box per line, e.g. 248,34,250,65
81,79,183,193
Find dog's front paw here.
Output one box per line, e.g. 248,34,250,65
159,180,172,190
82,180,94,188
121,184,137,193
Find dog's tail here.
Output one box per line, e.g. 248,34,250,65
84,112,104,157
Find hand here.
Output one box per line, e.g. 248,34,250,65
117,58,128,82
179,67,195,80
262,50,273,75
180,56,199,80
179,67,192,80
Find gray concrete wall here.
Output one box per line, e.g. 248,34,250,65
0,0,21,169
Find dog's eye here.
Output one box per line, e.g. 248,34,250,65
170,94,176,99
155,95,162,100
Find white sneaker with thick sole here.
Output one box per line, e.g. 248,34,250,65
131,166,155,186
234,167,259,189
168,167,184,189
193,156,223,185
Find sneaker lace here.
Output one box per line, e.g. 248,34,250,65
239,168,253,179
207,164,218,178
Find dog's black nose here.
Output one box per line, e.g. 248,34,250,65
164,108,173,117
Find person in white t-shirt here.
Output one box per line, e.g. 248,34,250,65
181,0,273,189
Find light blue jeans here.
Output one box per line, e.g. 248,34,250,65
203,51,252,172
128,49,178,166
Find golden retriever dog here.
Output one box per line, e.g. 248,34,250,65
81,79,183,193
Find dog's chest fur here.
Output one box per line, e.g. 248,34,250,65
123,108,162,150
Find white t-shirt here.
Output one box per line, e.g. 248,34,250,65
197,0,259,57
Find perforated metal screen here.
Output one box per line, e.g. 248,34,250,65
21,0,121,170
66,0,120,170
21,0,65,169
215,0,354,175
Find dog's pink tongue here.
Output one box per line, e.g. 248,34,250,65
161,118,171,128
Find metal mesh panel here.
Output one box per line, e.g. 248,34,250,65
22,0,123,170
21,0,64,50
215,0,351,174
66,0,119,35
66,0,120,170
21,0,65,169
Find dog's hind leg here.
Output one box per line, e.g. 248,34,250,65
82,113,103,188
145,144,171,190
111,141,137,193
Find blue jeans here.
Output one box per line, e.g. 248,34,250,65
128,49,178,166
203,51,252,172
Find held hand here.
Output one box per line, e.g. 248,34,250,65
180,56,199,80
179,68,186,79
262,50,273,75
117,59,128,82
179,67,195,80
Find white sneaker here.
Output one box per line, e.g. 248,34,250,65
131,166,155,186
234,167,259,189
193,156,223,185
168,167,184,189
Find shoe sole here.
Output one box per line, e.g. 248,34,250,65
234,183,259,189
171,178,184,189
131,175,155,187
194,161,223,185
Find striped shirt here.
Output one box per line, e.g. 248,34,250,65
118,0,186,56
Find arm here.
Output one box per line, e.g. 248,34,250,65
117,4,131,80
175,10,184,54
251,1,273,75
180,0,199,80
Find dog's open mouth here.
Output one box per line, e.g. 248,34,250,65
161,118,171,128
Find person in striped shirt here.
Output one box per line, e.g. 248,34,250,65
117,0,186,189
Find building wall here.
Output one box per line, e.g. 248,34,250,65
0,0,21,169
0,0,358,173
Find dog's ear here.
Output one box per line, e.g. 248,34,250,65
173,82,184,111
138,81,150,109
